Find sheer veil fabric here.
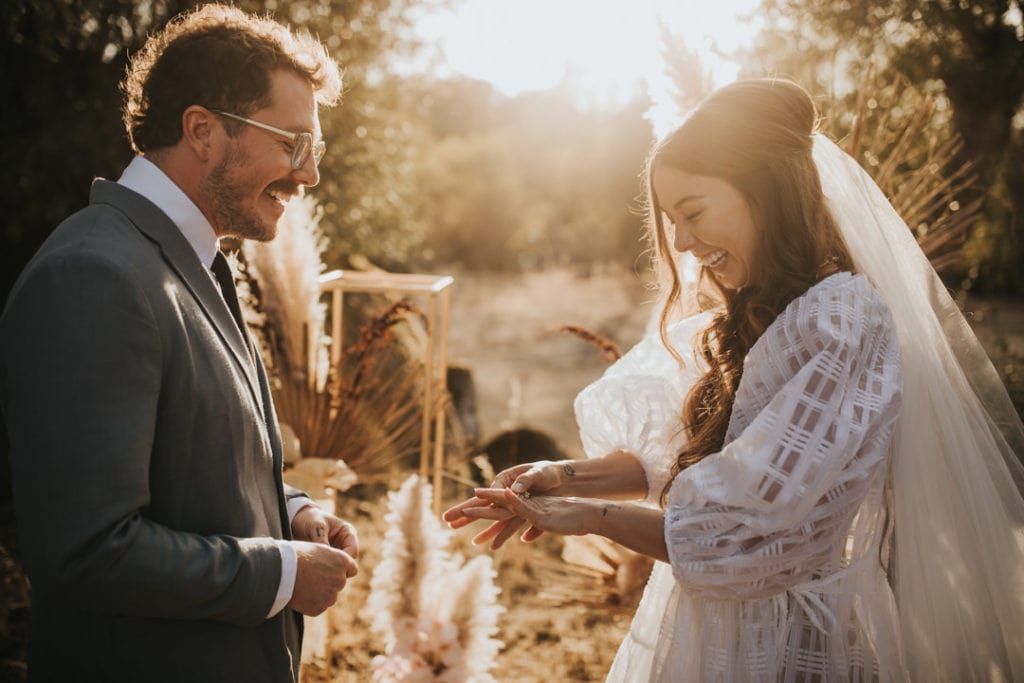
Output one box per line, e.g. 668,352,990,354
582,135,1024,681
812,134,1024,679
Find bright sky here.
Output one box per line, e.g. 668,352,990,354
406,0,764,136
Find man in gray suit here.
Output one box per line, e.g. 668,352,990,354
0,5,359,681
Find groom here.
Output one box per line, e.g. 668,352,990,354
0,5,357,681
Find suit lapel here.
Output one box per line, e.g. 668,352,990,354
90,180,265,415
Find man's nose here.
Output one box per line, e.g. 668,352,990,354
294,153,320,189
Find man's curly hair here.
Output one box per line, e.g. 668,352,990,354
121,3,342,154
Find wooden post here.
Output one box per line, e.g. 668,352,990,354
318,270,454,514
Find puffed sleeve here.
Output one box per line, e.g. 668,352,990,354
573,312,711,501
663,278,902,599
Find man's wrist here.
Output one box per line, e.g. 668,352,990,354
267,540,297,618
287,496,316,526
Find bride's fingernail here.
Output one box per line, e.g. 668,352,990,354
511,483,525,493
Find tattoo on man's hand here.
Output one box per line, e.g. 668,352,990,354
563,464,576,477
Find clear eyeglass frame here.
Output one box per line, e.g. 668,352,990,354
214,110,325,170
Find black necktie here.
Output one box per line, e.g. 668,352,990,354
211,251,249,342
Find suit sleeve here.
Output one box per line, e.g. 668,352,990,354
0,250,281,626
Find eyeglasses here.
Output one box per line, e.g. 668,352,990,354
214,110,325,171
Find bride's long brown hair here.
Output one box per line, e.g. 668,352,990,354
648,79,854,505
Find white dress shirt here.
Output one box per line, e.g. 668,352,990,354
118,156,310,618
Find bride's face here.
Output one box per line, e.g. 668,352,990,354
653,165,761,290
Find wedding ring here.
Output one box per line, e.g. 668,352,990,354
519,490,532,500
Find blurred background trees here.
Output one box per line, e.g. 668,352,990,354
3,0,1021,298
742,0,1024,293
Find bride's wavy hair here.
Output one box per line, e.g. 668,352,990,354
646,79,854,505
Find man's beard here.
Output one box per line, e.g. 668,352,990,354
202,144,277,242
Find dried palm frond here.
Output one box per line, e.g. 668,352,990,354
545,324,622,364
268,304,442,477
235,197,439,480
528,536,653,613
828,73,981,275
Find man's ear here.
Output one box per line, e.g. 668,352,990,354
181,106,219,163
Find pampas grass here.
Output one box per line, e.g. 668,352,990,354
236,197,433,478
367,475,503,682
243,195,329,389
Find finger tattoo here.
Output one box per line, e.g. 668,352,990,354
563,464,576,477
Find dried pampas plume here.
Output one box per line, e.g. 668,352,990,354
242,195,328,388
367,475,504,682
367,475,450,644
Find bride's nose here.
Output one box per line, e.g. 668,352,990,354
674,222,696,253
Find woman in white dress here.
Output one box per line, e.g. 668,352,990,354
444,79,1024,681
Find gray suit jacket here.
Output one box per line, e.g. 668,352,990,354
0,180,304,682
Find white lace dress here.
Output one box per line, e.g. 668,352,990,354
573,273,907,682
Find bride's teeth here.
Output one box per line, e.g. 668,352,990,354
702,251,726,267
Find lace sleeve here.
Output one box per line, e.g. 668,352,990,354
664,280,902,599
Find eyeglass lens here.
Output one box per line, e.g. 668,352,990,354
292,135,311,170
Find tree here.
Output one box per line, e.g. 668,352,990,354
0,0,442,311
743,0,1024,292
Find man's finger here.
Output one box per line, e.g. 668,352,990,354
330,523,359,559
343,552,359,578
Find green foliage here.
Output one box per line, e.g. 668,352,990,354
0,0,441,305
233,0,448,271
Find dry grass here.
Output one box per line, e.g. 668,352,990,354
300,478,633,683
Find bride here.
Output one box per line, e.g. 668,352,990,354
444,79,1024,681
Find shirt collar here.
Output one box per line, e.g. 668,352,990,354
117,156,219,269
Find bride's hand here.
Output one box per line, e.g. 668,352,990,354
462,488,594,540
442,461,570,548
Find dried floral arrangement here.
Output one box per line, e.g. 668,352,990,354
236,196,432,478
367,475,503,682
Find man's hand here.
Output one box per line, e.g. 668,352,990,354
287,541,358,616
292,505,359,559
